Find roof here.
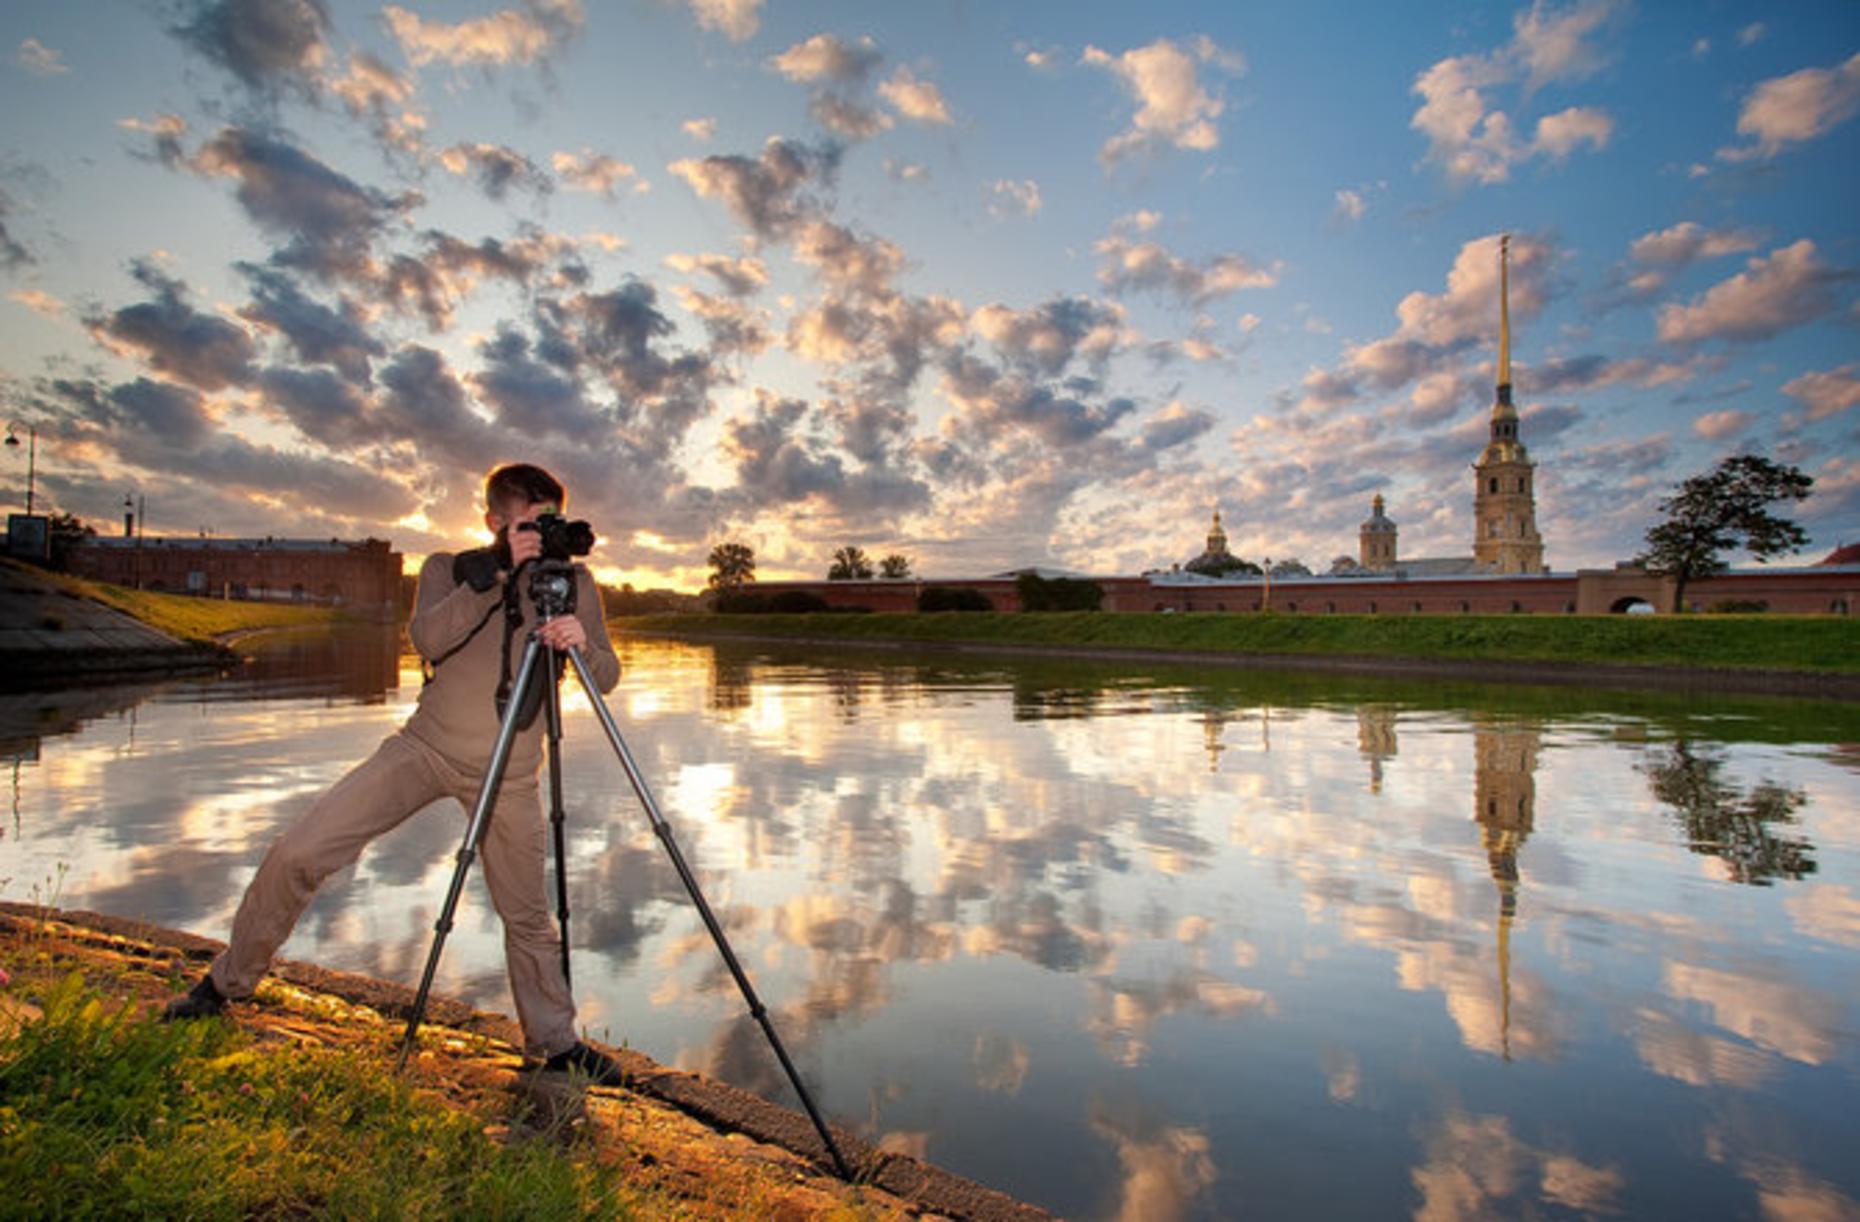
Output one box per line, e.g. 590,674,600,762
1820,542,1860,566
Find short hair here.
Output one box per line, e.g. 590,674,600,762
484,463,566,518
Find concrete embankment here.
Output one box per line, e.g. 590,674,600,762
0,903,1054,1222
0,564,225,688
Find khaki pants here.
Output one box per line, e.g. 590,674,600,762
208,730,578,1058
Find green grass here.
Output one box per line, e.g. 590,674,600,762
3,558,351,644
0,972,642,1219
614,611,1860,674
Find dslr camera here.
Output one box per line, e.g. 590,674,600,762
452,511,596,593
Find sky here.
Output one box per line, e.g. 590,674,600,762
1,0,1856,590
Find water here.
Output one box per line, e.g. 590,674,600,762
5,629,1858,1220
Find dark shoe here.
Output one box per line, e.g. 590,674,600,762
542,1041,624,1086
161,975,228,1022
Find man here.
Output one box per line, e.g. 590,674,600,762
166,463,624,1084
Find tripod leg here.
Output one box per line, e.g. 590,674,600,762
396,636,546,1070
543,649,572,989
561,646,854,1181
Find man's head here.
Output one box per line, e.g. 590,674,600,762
483,463,566,534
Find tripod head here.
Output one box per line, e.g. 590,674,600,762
524,557,579,622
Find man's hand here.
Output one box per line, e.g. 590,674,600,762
537,614,587,652
505,523,542,571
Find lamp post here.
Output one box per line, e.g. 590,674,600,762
4,423,36,516
1261,555,1273,613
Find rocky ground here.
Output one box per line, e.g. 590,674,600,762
0,903,1053,1221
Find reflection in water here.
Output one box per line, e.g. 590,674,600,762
6,637,1860,1220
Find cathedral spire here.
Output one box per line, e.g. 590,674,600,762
1495,234,1514,414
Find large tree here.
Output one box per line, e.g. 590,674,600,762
1637,454,1812,612
878,553,912,579
706,541,756,591
828,545,873,580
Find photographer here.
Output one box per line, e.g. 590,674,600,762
166,464,625,1084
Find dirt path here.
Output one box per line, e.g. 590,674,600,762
0,903,1053,1222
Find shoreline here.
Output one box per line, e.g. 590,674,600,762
624,624,1860,701
1,902,1054,1222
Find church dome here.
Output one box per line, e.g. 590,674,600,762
1361,494,1397,534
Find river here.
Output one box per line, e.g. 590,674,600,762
5,628,1858,1220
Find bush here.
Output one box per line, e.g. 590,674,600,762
918,586,994,612
712,589,832,614
1707,599,1770,614
1016,572,1103,612
768,590,831,613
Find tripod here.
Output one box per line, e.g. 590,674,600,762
395,562,852,1179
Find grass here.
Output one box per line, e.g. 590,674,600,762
615,610,1860,674
0,970,645,1219
3,557,352,644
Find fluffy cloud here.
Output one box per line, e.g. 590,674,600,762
1692,409,1754,440
172,0,329,94
1410,0,1622,184
0,189,32,270
669,138,839,239
1096,225,1278,306
879,67,953,124
664,251,769,297
770,33,881,84
551,148,639,198
684,0,762,43
325,52,425,154
681,117,716,141
16,37,68,75
809,94,892,140
88,261,256,391
385,0,583,69
1333,189,1366,223
439,142,550,200
1719,52,1860,161
238,264,383,384
1781,364,1860,422
1082,36,1240,165
989,179,1042,218
1631,221,1762,267
1656,240,1842,345
971,297,1128,377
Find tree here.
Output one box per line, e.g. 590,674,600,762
1184,553,1257,577
47,512,96,571
827,545,873,580
1270,558,1311,578
1640,740,1814,885
1637,454,1812,612
878,553,912,579
707,541,756,591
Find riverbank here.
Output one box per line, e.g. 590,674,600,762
0,903,1050,1221
0,560,354,688
615,611,1860,699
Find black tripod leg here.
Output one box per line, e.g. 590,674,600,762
561,646,854,1181
542,648,572,989
396,636,546,1070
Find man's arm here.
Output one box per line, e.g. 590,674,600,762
572,567,621,693
406,553,503,661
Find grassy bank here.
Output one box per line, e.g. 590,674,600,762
4,558,353,643
616,611,1860,674
0,973,643,1219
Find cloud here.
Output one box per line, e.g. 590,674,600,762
189,127,415,280
669,138,839,239
1719,52,1860,161
10,288,63,317
1095,226,1279,306
681,117,716,141
88,260,257,391
16,37,68,75
879,66,953,124
1630,221,1763,267
989,179,1042,218
254,363,371,446
385,0,583,69
171,0,329,95
550,148,638,198
119,113,190,168
722,389,928,517
1333,189,1366,223
0,188,31,269
883,158,928,182
683,0,762,43
238,264,383,383
809,94,892,140
57,375,217,449
793,220,905,296
1693,409,1754,440
1410,1,1622,184
1082,36,1239,165
664,251,768,297
1655,240,1843,345
1738,22,1767,47
938,354,1137,447
439,142,550,200
769,33,881,84
325,51,425,154
1781,364,1860,421
971,297,1128,377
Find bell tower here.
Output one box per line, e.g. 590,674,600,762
1359,494,1397,572
1473,235,1546,574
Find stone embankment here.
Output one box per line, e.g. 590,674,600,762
0,563,223,688
0,903,1053,1222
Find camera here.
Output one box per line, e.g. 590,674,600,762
519,511,595,563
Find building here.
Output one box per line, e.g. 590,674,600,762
68,535,403,621
1185,509,1251,576
1472,236,1547,574
1358,496,1397,573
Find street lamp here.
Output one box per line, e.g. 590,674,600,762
4,423,36,516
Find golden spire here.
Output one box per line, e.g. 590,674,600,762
1495,234,1514,413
